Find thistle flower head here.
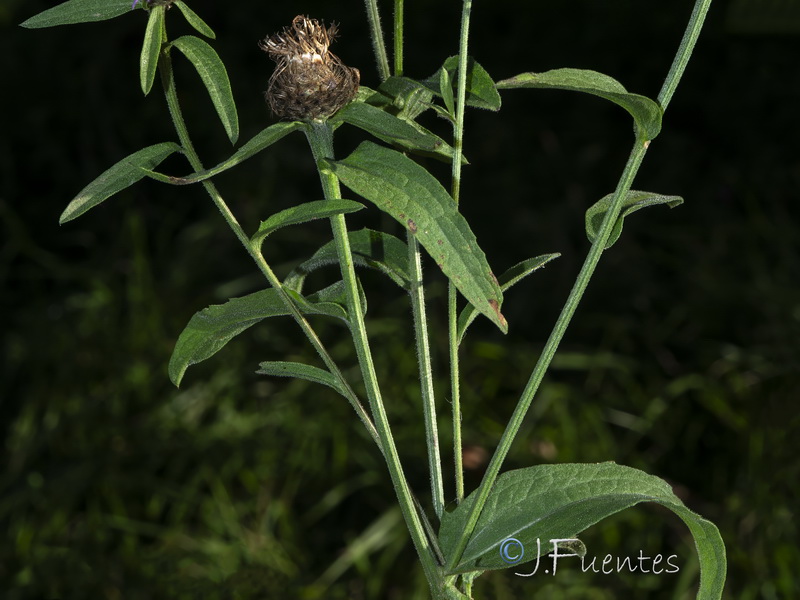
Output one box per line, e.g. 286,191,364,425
260,16,360,121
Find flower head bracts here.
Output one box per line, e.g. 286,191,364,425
260,16,360,122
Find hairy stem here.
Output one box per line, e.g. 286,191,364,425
446,0,714,570
305,121,443,588
394,0,404,76
408,232,445,519
449,0,473,505
364,0,390,81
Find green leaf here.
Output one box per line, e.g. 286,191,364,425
439,66,456,116
140,5,165,95
284,228,410,292
422,56,502,112
251,200,365,248
331,102,463,164
144,122,302,184
170,35,239,144
457,254,560,344
586,190,684,249
439,463,726,599
497,69,663,140
169,285,352,386
60,142,182,224
20,0,131,28
174,1,215,39
368,76,437,121
256,362,345,396
326,142,506,332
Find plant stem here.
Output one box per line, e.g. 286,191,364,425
408,232,445,520
156,53,380,449
394,0,404,76
449,0,473,505
446,0,713,571
304,121,443,588
364,0,391,81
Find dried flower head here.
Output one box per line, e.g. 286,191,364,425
259,16,360,121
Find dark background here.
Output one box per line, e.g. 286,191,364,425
2,0,798,598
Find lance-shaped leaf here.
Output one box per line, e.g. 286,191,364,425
586,190,684,249
422,56,502,112
256,362,346,396
326,142,506,331
438,463,726,600
251,199,365,249
170,35,239,144
140,5,165,95
143,122,302,184
169,283,353,387
497,69,663,140
457,254,560,344
331,102,464,164
174,1,215,39
60,142,182,224
284,228,410,292
21,0,131,28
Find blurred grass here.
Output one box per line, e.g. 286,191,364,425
2,0,799,598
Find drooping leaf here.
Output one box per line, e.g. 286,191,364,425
422,56,502,112
331,102,463,164
174,1,215,39
438,463,726,600
326,142,506,332
60,142,182,224
169,284,352,387
143,122,302,184
170,35,239,144
585,190,684,249
497,69,663,140
251,200,365,249
256,361,345,396
284,228,410,292
20,0,131,28
140,5,165,95
457,254,560,344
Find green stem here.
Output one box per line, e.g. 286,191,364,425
408,232,445,520
449,283,464,503
446,0,713,571
449,0,473,506
157,53,380,449
304,121,442,588
394,0,404,76
364,0,391,81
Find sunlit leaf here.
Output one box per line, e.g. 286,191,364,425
256,361,346,396
169,283,355,387
60,142,182,224
586,190,684,248
170,35,239,144
143,122,302,184
140,5,165,95
497,69,663,140
326,142,506,332
332,102,463,164
457,254,560,344
284,228,411,292
21,0,131,28
439,462,726,600
174,1,215,39
251,200,365,249
422,56,502,112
